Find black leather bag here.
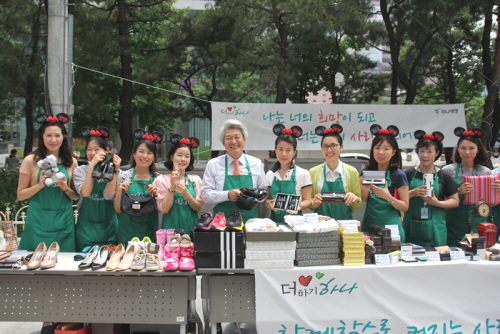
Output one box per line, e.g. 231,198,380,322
120,183,156,217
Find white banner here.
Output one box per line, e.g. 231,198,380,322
255,261,500,333
211,103,466,150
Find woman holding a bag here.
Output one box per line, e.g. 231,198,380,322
441,127,496,246
403,130,458,247
73,127,121,252
115,129,161,245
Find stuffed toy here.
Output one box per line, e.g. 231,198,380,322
37,154,64,186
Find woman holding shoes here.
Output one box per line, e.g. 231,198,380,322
309,124,362,220
115,129,161,244
265,124,312,223
17,113,79,252
154,134,205,231
73,127,121,252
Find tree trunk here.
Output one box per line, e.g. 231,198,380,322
117,0,134,164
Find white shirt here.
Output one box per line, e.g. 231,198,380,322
266,165,312,196
201,154,267,205
317,161,347,191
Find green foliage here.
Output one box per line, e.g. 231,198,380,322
0,170,28,223
465,96,486,129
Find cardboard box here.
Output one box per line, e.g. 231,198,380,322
246,250,295,261
244,259,293,269
193,231,244,252
195,251,244,269
245,231,297,242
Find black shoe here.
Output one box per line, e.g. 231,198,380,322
101,154,115,182
92,160,105,180
236,193,259,211
195,212,213,231
240,187,268,203
226,210,244,231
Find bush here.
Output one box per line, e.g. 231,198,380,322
0,170,28,235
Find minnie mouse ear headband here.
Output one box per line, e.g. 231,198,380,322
370,124,399,137
272,124,303,138
414,130,444,142
35,113,70,125
133,128,163,143
170,134,200,149
80,126,111,139
454,127,483,138
314,123,343,136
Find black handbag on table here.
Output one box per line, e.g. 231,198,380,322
120,182,156,217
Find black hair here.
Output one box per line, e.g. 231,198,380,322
453,135,489,166
366,134,401,171
416,138,443,162
164,143,195,172
32,122,73,168
130,139,158,176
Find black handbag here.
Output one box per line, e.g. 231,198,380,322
120,183,156,217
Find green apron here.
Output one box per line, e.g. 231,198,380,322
19,166,75,252
270,166,302,223
117,169,158,244
213,155,258,222
316,163,352,220
75,177,118,251
446,163,490,246
361,170,405,243
404,168,446,246
161,175,199,230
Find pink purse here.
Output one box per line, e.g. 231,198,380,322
461,174,500,206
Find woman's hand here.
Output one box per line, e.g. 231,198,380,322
118,182,131,192
37,170,47,189
458,182,472,195
147,184,157,197
57,174,69,191
112,154,122,170
312,193,323,208
174,182,190,198
370,183,392,202
89,151,106,168
344,192,359,206
409,185,427,198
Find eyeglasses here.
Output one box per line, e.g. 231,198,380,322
321,144,340,151
224,135,243,142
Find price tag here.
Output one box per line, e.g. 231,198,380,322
400,244,413,259
385,224,400,236
450,250,466,260
425,251,441,262
342,221,358,232
375,254,391,266
303,213,319,225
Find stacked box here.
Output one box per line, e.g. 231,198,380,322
244,231,297,269
365,225,393,264
193,231,245,269
340,229,365,266
294,230,341,267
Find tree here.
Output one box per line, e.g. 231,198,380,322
0,0,46,154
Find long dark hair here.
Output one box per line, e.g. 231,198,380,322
365,124,401,171
33,122,73,168
130,139,158,176
85,136,109,158
453,136,489,166
164,143,195,172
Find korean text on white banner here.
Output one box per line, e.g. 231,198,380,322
255,261,500,333
211,102,466,150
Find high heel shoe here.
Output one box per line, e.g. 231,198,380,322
105,244,125,271
40,242,59,269
115,244,137,271
27,242,46,270
78,245,100,269
92,245,115,270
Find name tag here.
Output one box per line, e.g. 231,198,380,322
421,207,429,219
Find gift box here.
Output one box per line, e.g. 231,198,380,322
193,231,245,252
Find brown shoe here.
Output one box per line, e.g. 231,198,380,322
106,244,125,271
115,244,137,271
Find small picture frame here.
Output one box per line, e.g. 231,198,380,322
423,173,434,197
362,170,386,185
273,193,301,212
321,192,346,204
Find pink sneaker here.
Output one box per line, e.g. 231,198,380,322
162,234,181,271
208,212,226,231
178,244,195,271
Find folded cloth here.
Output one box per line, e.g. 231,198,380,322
244,218,278,232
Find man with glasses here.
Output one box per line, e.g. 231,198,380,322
201,119,266,221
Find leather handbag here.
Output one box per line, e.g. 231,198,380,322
120,183,156,218
461,174,500,206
